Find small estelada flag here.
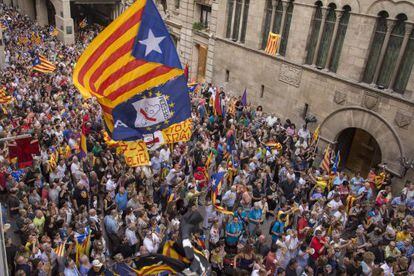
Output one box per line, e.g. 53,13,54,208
32,54,56,73
265,32,281,56
79,18,88,29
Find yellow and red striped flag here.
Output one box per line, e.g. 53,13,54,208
265,32,281,56
54,241,66,257
32,55,56,73
79,18,88,29
311,125,320,146
320,145,331,173
0,88,12,104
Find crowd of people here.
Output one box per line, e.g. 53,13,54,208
1,3,414,276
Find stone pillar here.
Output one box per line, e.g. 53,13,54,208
276,0,289,55
35,0,48,26
269,0,277,33
312,7,327,66
324,9,342,70
244,0,266,49
389,23,413,90
229,0,237,39
371,19,394,85
55,0,74,45
237,0,246,41
0,29,5,69
286,3,314,64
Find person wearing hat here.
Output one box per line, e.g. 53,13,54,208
87,259,113,276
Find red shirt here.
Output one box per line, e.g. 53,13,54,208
310,236,327,260
297,217,309,240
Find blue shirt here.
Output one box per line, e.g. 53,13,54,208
248,208,262,224
226,222,242,244
104,215,119,235
115,191,128,211
271,221,284,242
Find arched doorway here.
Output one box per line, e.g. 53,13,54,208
319,106,404,176
46,0,56,26
336,128,382,177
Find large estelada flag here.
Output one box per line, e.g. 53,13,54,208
73,0,191,142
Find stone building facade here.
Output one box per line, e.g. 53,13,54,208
163,0,414,188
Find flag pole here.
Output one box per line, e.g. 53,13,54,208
0,134,32,142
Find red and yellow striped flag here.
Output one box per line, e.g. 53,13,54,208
0,88,12,104
73,0,183,133
265,32,281,56
320,145,331,173
54,241,66,257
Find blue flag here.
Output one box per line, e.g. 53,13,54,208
211,172,225,191
112,74,191,141
241,88,247,106
332,150,341,173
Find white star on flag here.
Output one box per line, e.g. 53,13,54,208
139,29,165,56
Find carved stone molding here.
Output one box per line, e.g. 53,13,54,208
394,111,412,129
362,91,380,111
279,63,302,87
333,91,346,105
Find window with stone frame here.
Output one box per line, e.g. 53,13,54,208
225,0,250,43
261,0,294,56
377,14,406,89
305,1,323,64
362,11,388,84
278,1,294,56
329,5,351,72
363,12,413,93
394,29,414,93
200,4,212,28
315,3,336,68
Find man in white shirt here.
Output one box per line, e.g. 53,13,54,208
143,230,160,254
166,163,183,185
125,224,139,249
266,113,278,128
70,156,82,181
159,146,171,163
327,194,343,214
298,124,311,141
222,186,237,210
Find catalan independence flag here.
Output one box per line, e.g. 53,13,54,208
320,145,331,173
73,0,191,142
211,172,233,215
32,55,56,73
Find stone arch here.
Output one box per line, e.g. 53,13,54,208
319,106,404,176
299,0,360,13
366,0,414,19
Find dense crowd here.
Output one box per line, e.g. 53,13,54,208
1,4,414,276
